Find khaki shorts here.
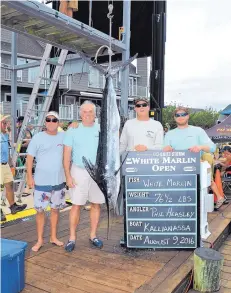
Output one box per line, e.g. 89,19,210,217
0,164,14,185
70,164,105,205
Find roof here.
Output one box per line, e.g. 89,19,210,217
221,104,231,115
206,114,231,142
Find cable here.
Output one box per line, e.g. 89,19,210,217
221,212,231,220
183,270,193,293
202,239,214,248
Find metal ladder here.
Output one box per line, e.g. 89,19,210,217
12,43,68,200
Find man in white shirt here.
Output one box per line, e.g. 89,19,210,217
120,97,164,154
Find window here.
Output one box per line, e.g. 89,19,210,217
4,94,11,102
28,59,49,84
4,69,22,82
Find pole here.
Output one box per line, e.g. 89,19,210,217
49,0,60,113
89,0,92,27
150,1,166,123
11,32,17,143
120,0,131,119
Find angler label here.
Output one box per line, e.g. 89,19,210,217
123,151,200,249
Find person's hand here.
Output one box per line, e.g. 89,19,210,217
134,145,148,152
188,146,201,153
69,122,78,129
66,176,76,188
163,146,174,152
27,176,35,189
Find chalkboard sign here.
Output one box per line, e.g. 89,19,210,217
122,151,200,249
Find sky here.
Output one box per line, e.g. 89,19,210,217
165,0,231,110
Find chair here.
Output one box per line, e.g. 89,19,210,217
222,172,231,194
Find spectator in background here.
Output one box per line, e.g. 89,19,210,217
120,97,164,155
59,0,78,17
16,116,32,153
1,114,27,222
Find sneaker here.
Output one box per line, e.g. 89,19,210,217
10,203,27,214
65,240,76,252
0,209,6,222
89,237,103,249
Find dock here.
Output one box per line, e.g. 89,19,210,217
1,199,231,293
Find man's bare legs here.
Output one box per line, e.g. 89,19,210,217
69,205,81,241
5,181,15,206
90,203,101,240
32,211,45,252
50,209,63,246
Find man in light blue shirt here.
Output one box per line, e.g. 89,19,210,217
1,114,27,222
27,111,66,252
63,101,104,252
163,107,216,153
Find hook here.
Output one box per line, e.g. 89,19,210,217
107,4,113,19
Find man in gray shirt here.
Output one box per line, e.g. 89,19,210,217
120,97,164,154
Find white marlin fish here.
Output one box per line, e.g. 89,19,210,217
82,54,137,236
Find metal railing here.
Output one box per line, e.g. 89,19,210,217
59,104,74,120
0,102,3,114
129,85,149,97
59,75,69,88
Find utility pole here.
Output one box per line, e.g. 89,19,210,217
150,1,166,123
49,0,60,112
11,32,17,143
120,0,131,120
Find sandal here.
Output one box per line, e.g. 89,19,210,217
215,198,225,210
89,237,103,249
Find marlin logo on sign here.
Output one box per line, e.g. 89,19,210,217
183,166,196,172
126,168,138,173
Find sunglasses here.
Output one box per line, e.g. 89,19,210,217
135,103,148,108
175,112,188,118
45,118,59,123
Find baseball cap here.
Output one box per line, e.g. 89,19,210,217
45,111,60,120
17,116,24,123
0,114,10,122
134,96,150,105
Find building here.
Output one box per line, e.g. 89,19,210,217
1,29,149,121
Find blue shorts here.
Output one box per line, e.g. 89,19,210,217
34,183,66,212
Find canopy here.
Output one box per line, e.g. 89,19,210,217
206,115,231,142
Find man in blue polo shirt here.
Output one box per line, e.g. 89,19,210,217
1,114,27,222
63,101,104,252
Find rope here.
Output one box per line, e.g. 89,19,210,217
91,2,114,72
107,3,113,72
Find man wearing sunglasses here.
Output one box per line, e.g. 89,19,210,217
163,106,215,153
27,111,66,252
120,97,164,154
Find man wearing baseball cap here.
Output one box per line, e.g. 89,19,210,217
0,114,27,222
26,111,66,252
120,96,164,154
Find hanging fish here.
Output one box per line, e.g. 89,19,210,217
82,54,137,237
